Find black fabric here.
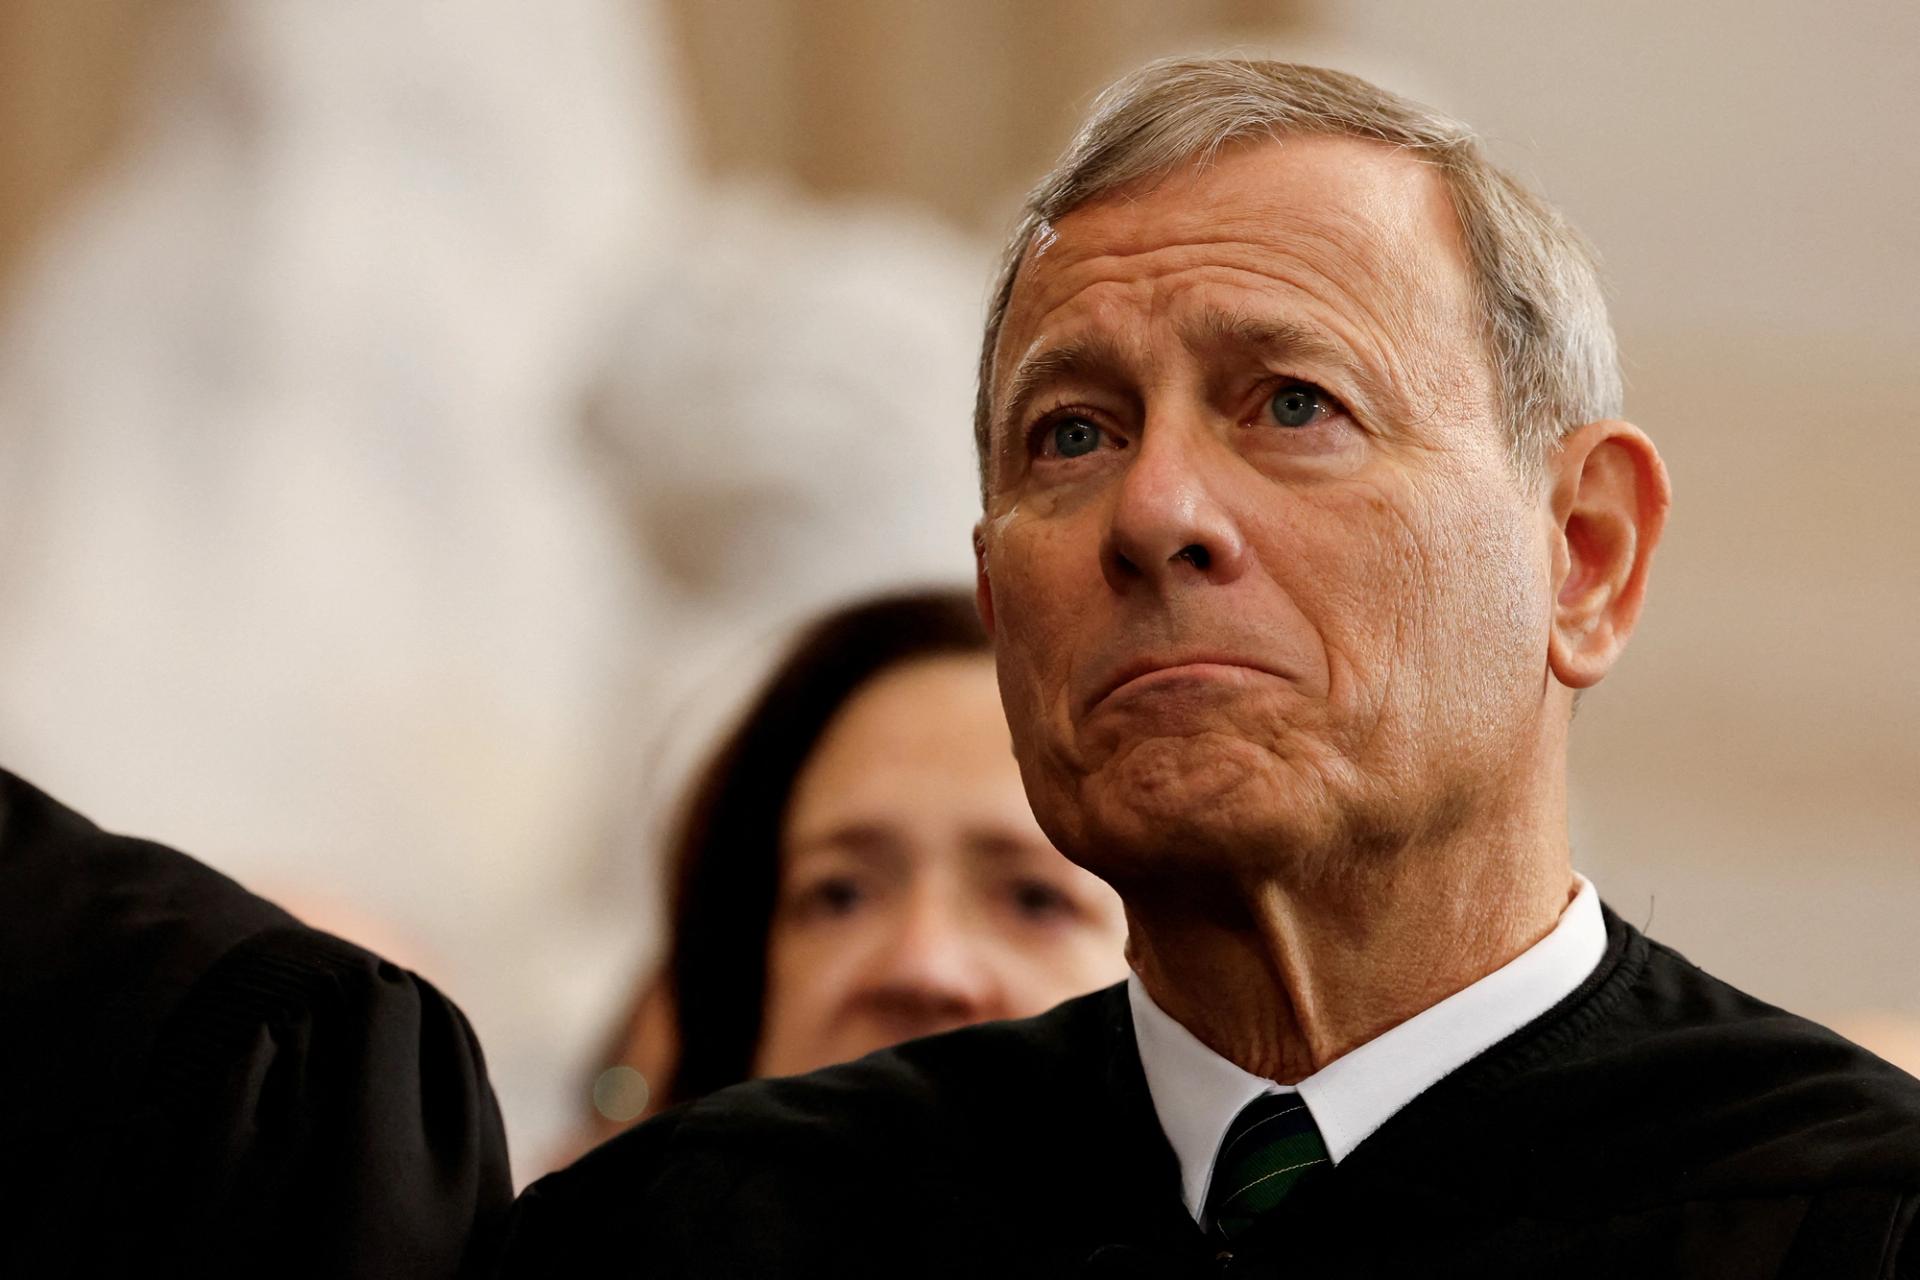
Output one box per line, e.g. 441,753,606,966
501,904,1920,1277
0,768,512,1278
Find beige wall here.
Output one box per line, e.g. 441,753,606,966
0,0,154,300
659,0,1303,229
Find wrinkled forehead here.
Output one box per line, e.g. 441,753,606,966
990,135,1480,412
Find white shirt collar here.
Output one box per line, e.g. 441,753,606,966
1128,873,1606,1224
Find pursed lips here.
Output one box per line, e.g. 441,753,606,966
1080,654,1290,718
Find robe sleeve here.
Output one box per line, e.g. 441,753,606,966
119,926,512,1279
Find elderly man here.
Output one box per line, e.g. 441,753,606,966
503,59,1920,1276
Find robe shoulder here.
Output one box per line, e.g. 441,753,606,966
1393,915,1920,1207
499,912,1920,1277
498,983,1142,1276
0,769,512,1278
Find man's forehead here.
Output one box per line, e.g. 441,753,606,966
1016,136,1462,311
992,135,1475,403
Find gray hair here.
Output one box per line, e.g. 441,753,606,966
974,57,1622,491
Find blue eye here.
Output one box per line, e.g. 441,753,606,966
1268,384,1323,428
1050,417,1103,458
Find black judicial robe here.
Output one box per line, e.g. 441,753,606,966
502,906,1920,1278
0,769,512,1278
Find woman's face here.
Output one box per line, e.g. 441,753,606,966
755,653,1130,1080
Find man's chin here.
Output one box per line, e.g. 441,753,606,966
1064,740,1344,876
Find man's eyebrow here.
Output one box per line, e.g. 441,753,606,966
1179,310,1401,413
995,333,1136,435
1179,310,1345,363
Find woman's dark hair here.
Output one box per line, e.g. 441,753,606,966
659,587,989,1104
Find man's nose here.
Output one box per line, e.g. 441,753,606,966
1101,420,1248,594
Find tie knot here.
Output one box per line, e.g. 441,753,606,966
1203,1092,1330,1241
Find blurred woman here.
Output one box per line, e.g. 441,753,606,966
576,589,1128,1146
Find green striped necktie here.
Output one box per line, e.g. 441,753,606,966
1203,1091,1331,1241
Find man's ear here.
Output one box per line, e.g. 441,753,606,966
972,522,997,638
1545,420,1671,689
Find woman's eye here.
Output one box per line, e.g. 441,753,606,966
1048,417,1104,458
1266,383,1326,428
1010,880,1077,922
792,877,863,920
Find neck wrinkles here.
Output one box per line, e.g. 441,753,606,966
1123,834,1576,1082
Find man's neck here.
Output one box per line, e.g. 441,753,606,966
1123,832,1577,1083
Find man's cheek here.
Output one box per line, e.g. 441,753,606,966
993,577,1065,689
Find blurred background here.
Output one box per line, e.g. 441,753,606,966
1,0,1913,1180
